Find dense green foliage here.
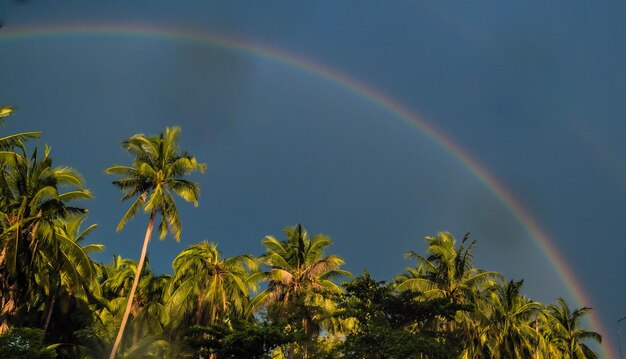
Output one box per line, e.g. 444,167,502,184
0,111,602,358
0,327,56,359
335,272,468,358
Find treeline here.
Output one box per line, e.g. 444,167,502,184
0,109,601,358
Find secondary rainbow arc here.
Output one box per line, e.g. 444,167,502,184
0,22,614,358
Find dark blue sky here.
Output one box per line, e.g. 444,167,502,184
1,1,624,356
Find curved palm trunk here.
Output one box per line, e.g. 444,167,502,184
109,210,156,359
43,294,56,333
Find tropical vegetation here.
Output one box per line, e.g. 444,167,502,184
0,108,603,358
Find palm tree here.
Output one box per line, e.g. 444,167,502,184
544,298,601,358
0,109,42,330
483,279,543,358
166,241,258,333
105,126,205,359
55,215,102,294
394,232,502,357
98,256,144,351
96,256,170,356
41,214,103,334
0,145,92,333
252,224,350,358
394,232,500,303
0,107,41,305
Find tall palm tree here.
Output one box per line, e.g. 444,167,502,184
166,241,258,333
544,298,601,358
252,224,350,358
0,145,92,333
105,126,205,359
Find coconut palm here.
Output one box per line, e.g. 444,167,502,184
96,256,170,355
166,241,258,334
105,126,205,359
252,224,350,358
123,271,170,350
483,279,543,358
394,232,500,303
0,108,42,332
544,298,601,358
102,257,143,304
41,214,103,333
93,256,143,354
394,233,503,357
0,146,92,333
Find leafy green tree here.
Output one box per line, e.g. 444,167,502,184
105,126,205,358
184,321,295,359
544,298,601,358
335,273,467,359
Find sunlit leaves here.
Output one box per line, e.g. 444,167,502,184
106,126,205,241
166,241,257,332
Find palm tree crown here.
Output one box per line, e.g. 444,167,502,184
545,298,601,358
166,241,258,331
106,126,206,240
484,279,543,358
254,225,350,336
394,232,500,303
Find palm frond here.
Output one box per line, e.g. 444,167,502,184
58,189,94,202
0,131,41,150
52,166,85,187
116,195,145,231
166,179,200,206
105,165,139,177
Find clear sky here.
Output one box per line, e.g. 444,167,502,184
1,1,625,356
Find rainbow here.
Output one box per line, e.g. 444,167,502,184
0,23,614,358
